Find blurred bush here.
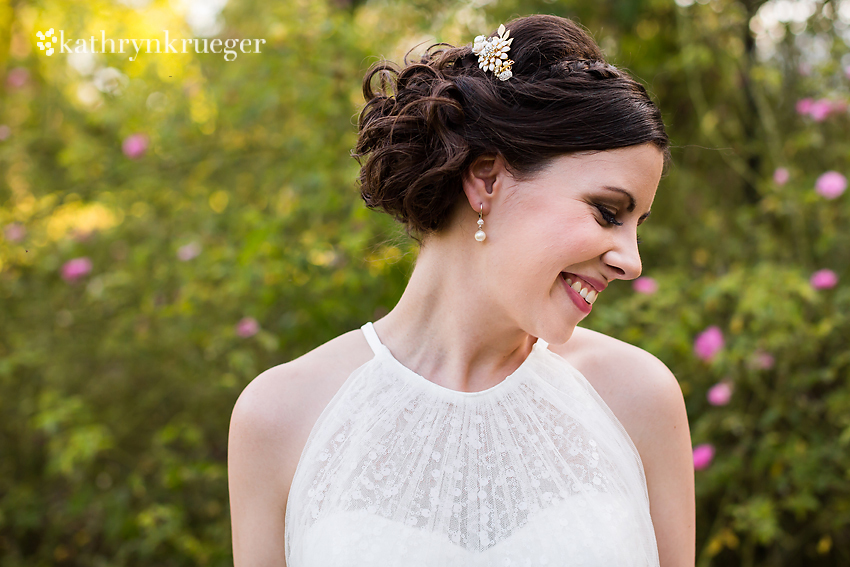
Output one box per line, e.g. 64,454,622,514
0,0,847,565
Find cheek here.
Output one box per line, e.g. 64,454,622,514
565,229,604,256
492,207,599,276
546,217,605,260
486,243,553,297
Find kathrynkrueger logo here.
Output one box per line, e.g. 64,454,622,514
35,28,266,62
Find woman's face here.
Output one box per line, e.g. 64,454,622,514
483,143,664,344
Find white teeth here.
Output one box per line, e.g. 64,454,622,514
564,273,600,305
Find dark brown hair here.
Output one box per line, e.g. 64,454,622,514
354,14,669,238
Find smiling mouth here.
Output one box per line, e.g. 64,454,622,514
560,273,599,304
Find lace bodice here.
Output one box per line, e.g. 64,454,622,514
284,322,659,566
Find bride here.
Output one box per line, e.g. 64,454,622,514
229,14,695,567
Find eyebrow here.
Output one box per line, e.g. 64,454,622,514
600,185,651,221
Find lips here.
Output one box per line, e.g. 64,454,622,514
559,273,593,314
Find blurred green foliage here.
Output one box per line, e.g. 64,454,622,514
0,0,848,565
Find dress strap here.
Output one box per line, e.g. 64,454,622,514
360,322,384,356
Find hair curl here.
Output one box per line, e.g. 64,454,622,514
353,14,669,238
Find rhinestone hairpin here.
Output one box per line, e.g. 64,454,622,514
472,24,514,81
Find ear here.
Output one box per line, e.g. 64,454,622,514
461,154,510,216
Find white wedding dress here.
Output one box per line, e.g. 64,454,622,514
284,322,659,566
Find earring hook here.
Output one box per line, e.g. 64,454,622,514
475,204,486,242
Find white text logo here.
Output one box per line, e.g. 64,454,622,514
35,30,266,62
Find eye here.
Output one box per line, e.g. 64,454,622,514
595,205,623,226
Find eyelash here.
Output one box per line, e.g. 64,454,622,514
596,205,642,244
595,205,623,226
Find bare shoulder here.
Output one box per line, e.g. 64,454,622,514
228,326,374,566
551,326,682,452
235,327,373,426
557,325,674,382
230,325,374,486
551,326,696,566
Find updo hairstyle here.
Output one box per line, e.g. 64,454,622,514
354,14,669,238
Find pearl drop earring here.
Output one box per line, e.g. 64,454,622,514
474,204,486,242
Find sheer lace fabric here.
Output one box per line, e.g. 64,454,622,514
284,322,659,566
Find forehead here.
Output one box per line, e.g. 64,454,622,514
557,145,662,181
518,144,664,206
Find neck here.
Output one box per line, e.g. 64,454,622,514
373,231,539,393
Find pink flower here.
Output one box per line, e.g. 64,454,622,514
796,98,814,115
815,171,847,199
707,382,732,406
177,242,201,261
773,167,789,186
632,276,658,294
810,269,838,290
3,223,25,242
6,67,29,89
694,326,724,362
752,350,775,370
693,444,715,471
61,257,92,282
809,99,833,121
122,133,148,159
236,317,259,338
797,98,846,121
0,124,10,141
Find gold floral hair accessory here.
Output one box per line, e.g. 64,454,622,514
472,24,514,81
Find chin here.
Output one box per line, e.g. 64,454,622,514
538,321,577,347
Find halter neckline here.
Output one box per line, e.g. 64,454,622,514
361,322,547,398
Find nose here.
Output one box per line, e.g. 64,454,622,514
602,230,642,281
